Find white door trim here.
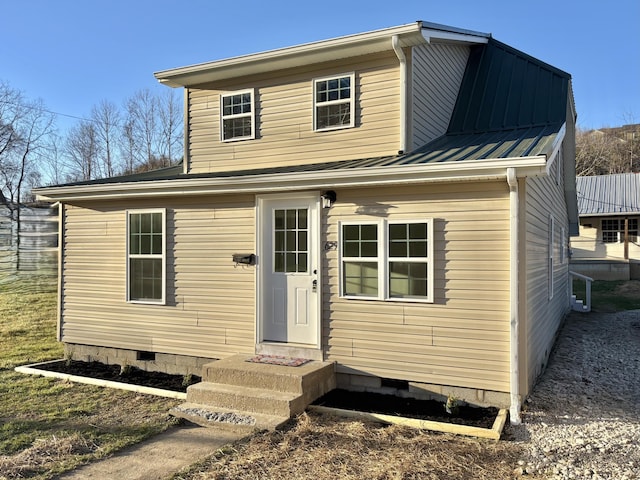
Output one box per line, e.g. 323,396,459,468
256,192,322,354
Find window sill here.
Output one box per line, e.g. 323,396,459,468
221,136,255,143
340,295,433,304
314,124,353,133
127,299,166,306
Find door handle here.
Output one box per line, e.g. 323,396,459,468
312,279,318,292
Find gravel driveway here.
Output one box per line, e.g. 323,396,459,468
510,310,640,479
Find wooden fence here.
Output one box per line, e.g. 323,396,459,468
0,204,58,278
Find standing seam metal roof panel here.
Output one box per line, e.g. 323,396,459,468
576,174,640,215
448,39,570,135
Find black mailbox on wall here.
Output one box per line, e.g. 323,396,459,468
232,253,256,266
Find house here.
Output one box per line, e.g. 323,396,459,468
571,173,640,280
33,21,578,425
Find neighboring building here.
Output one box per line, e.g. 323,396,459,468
571,173,640,280
34,21,578,423
0,203,58,276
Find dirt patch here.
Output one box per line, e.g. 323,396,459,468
614,279,640,295
36,360,200,392
313,389,498,429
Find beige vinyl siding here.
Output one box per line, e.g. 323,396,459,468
522,146,571,395
61,195,256,359
410,43,469,150
187,52,401,174
323,181,512,392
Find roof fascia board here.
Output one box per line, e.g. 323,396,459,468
34,156,547,202
545,122,567,176
579,212,640,217
155,23,427,87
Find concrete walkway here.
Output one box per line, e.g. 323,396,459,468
56,423,244,480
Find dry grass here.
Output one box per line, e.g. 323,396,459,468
0,275,180,480
175,412,524,480
0,433,98,478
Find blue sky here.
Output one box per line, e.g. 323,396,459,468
1,0,638,133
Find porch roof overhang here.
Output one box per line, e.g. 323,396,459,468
33,155,548,202
154,22,489,88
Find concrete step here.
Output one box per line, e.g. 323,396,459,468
201,355,335,396
170,402,289,431
186,382,308,418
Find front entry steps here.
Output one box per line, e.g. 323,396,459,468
170,354,336,431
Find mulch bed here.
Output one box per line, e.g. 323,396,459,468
313,389,498,429
36,360,200,393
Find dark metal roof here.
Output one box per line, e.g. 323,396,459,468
577,173,640,216
43,123,561,189
449,39,570,135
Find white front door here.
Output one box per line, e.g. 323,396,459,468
258,194,320,346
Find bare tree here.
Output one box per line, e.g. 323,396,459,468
0,81,23,174
157,89,183,165
0,88,55,207
119,117,140,174
0,82,55,271
40,133,66,186
65,120,99,181
576,125,640,176
125,88,158,167
91,100,121,177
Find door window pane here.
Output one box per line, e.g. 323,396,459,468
273,208,309,273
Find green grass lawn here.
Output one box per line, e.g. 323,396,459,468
572,279,640,312
0,275,179,479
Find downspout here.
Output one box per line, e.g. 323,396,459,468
392,35,407,154
507,167,522,425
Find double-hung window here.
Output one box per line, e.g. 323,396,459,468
388,222,431,299
340,220,434,302
220,89,255,141
127,209,166,304
313,73,354,131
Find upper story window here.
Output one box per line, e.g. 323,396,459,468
313,73,355,131
127,209,166,304
220,89,255,142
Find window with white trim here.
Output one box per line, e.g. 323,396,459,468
602,218,638,243
388,222,431,299
340,220,434,302
313,74,354,131
127,209,166,303
220,89,255,141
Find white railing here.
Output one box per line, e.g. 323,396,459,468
569,271,593,313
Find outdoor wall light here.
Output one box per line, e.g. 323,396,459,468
321,190,336,208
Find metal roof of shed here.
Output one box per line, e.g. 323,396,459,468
577,173,640,216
